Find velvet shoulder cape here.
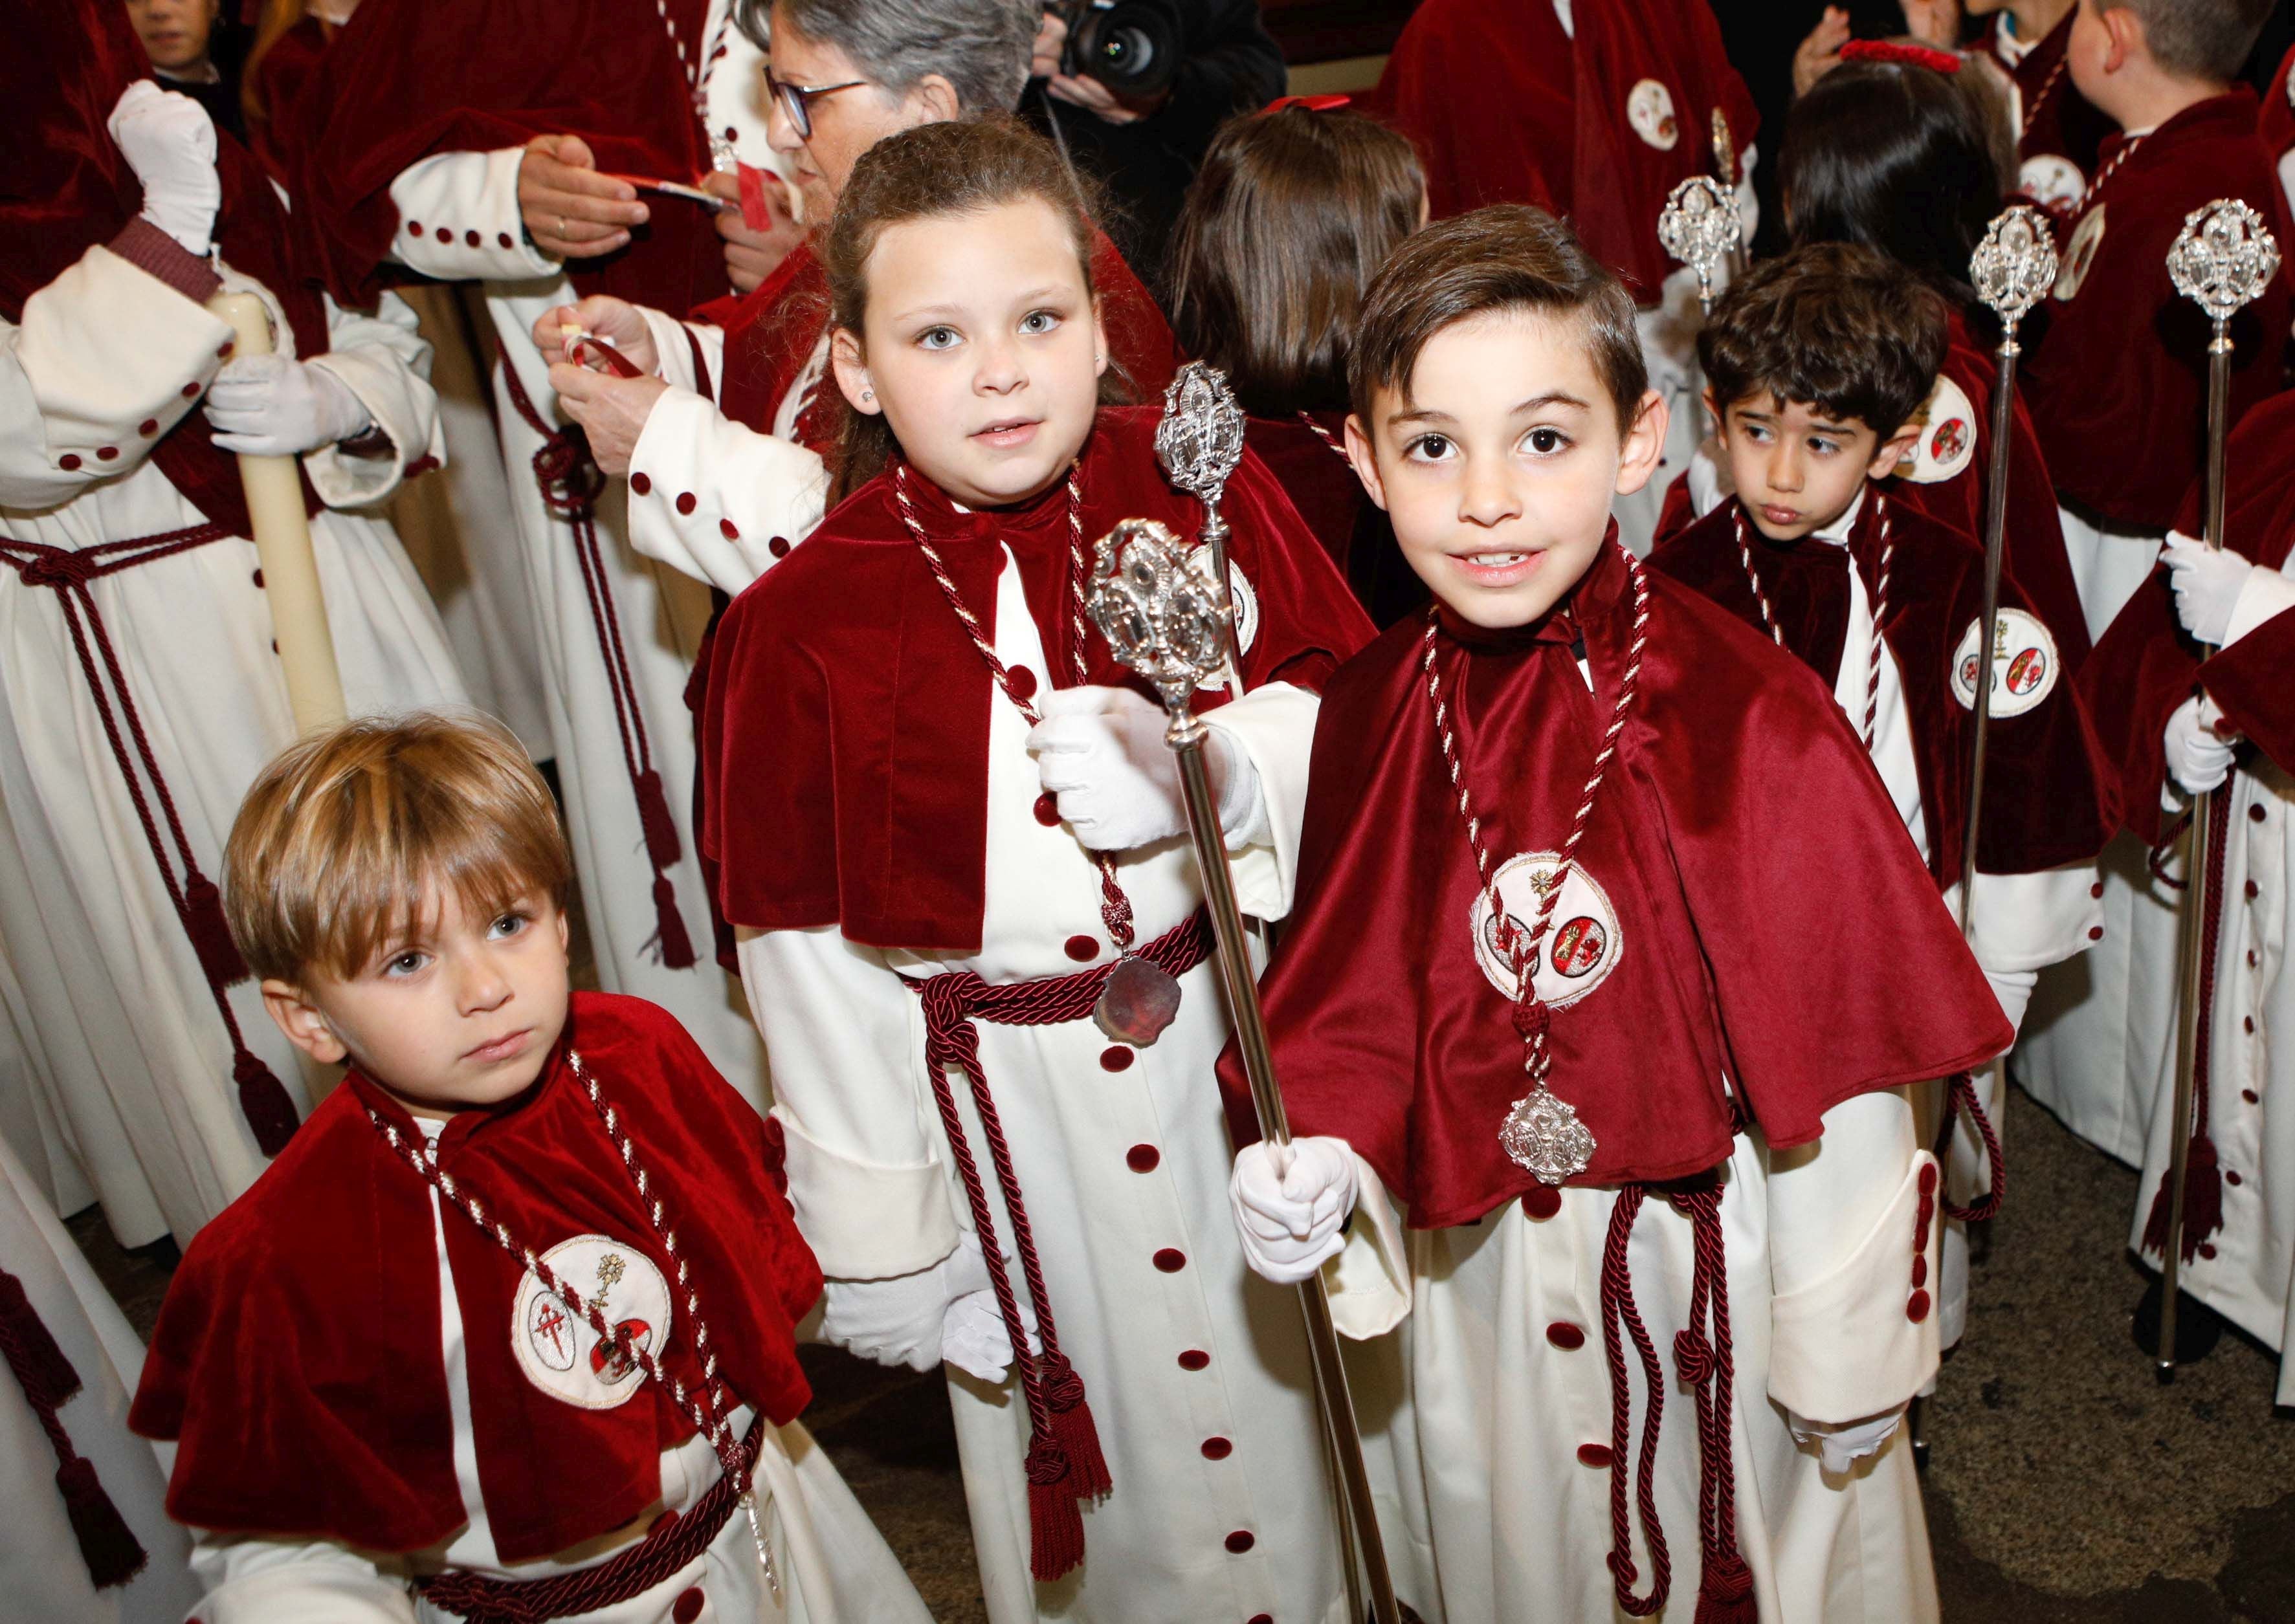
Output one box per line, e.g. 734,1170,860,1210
1995,9,2113,188
129,991,820,1563
700,403,1374,952
1226,539,2010,1227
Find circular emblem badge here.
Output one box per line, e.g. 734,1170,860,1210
1195,562,1259,692
1628,80,1681,151
2018,153,2087,214
1896,374,1978,484
510,1233,673,1411
1468,852,1623,1009
2055,204,2106,301
1951,607,2059,718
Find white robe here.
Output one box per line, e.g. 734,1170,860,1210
738,551,1350,1623
0,243,464,1247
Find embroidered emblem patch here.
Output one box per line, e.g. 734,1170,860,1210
2056,204,2106,300
2018,153,2086,214
1951,607,2059,718
1628,80,1680,151
1469,852,1622,1007
1896,374,1978,483
1195,562,1260,692
511,1233,674,1411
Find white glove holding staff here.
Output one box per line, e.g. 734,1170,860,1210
204,355,373,456
1230,1137,1358,1284
1028,685,1262,852
2164,694,2238,798
2162,533,2255,647
108,81,219,256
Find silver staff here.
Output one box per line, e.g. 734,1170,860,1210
1155,362,1251,692
1658,174,1742,431
2156,197,2279,1381
1959,204,2061,939
1087,518,1401,1624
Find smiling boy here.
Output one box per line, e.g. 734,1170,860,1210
1223,207,2012,1623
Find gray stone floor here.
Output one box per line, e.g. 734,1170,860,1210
73,1084,2295,1621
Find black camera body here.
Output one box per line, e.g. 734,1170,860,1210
1052,0,1183,99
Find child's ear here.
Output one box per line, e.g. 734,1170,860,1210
262,979,347,1066
2099,5,2138,74
1614,388,1670,498
1092,303,1109,380
1701,388,1725,442
1869,424,1922,481
830,328,880,417
1343,413,1389,510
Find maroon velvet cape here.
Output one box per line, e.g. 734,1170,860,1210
1648,492,2113,888
2085,389,2295,843
2020,91,2293,532
1989,10,2113,197
700,404,1375,952
1242,411,1355,572
1226,538,2010,1227
291,0,729,312
1,0,328,537
129,993,821,1563
243,14,333,182
1367,0,1757,303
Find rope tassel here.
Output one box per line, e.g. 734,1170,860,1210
1039,1353,1111,1502
1025,1434,1087,1581
649,874,698,970
182,873,249,986
233,1048,300,1158
56,1455,147,1590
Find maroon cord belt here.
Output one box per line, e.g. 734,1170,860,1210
904,907,1214,1582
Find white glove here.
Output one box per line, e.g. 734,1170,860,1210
1791,1405,1906,1475
107,81,221,256
817,1231,993,1373
1982,965,2037,1038
203,355,373,456
1028,685,1262,852
2164,694,2237,797
2162,533,2256,647
1230,1137,1358,1285
941,1275,1037,1385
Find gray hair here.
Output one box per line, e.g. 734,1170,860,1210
738,0,1039,115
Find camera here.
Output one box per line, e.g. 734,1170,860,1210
1051,0,1182,100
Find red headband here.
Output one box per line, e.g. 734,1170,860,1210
1261,93,1352,115
1839,39,1962,74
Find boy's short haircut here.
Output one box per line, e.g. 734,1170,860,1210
1698,241,1948,443
1349,204,1648,431
2110,0,2272,84
224,711,573,984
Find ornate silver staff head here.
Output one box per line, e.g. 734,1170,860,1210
2169,197,2281,329
1657,175,1740,309
1154,362,1247,526
1086,518,1231,725
1970,204,2060,338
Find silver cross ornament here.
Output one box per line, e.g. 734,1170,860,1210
2168,197,2280,325
1153,362,1247,516
1085,518,1231,719
1658,174,1740,314
1971,204,2061,333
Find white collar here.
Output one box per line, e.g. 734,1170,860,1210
1551,0,1573,40
1812,486,1867,548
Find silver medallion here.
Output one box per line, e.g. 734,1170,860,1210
1499,1084,1596,1186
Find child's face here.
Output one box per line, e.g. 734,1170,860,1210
1712,392,1915,542
1344,309,1667,629
262,886,572,1121
834,197,1109,512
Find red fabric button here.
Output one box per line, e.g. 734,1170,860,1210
672,1586,705,1623
58,454,80,471
1577,1443,1614,1469
1065,934,1098,962
1546,1321,1585,1351
2200,1243,2219,1260
2091,881,2105,899
406,219,422,234
720,517,740,540
138,417,159,436
2245,1090,2261,1104
498,231,515,248
2250,952,2261,969
676,492,697,515
252,569,264,587
1912,1220,1931,1253
1522,1185,1562,1220
1917,1163,1938,1196
1102,1047,1136,1073
181,381,201,398
1007,663,1039,701
1911,1256,1927,1288
630,472,652,495
1154,1248,1186,1273
1202,1436,1233,1460
1250,1616,1274,1624
217,340,233,358
2088,926,2105,941
2227,1170,2244,1187
1178,1349,1209,1370
465,228,482,247
2247,881,2261,900
2252,803,2268,822
2245,1017,2256,1035
95,445,118,461
724,124,738,140
1916,1195,1935,1227
1125,1143,1159,1172
1906,1290,1931,1323
769,535,791,558
1225,1530,1255,1554
1033,791,1061,827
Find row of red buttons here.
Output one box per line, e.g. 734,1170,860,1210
1907,1163,1936,1322
59,342,235,470
625,474,795,558
2218,833,2267,1265
405,219,518,252
1510,1184,1617,1467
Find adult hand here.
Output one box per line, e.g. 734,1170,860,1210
818,1233,995,1373
1230,1138,1358,1285
533,295,660,373
2165,694,2237,797
548,364,669,477
1030,9,1067,80
205,355,372,456
1899,0,1963,49
2162,533,2256,648
1793,7,1852,98
108,81,221,256
707,168,803,294
518,134,648,260
1792,1406,1907,1475
1044,72,1162,126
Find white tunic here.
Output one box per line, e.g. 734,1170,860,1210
0,243,465,1247
738,551,1350,1623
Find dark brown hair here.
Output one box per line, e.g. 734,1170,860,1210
1698,241,1947,441
1169,105,1426,417
1349,204,1647,430
2111,0,2274,83
823,115,1113,499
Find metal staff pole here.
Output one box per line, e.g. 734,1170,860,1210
2155,199,2279,1381
1155,363,1251,694
1658,174,1741,439
1086,519,1400,1624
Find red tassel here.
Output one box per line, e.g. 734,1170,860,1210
649,874,698,970
634,769,683,870
1694,1553,1758,1624
56,1455,147,1590
0,1271,80,1409
2143,1134,2224,1263
1024,1433,1087,1581
234,1048,300,1157
183,873,249,987
1040,1356,1112,1502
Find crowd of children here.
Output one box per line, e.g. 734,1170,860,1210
8,0,2295,1620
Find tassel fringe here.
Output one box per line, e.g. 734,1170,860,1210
2142,1134,2223,1263
183,873,249,987
649,875,697,969
634,769,683,870
1025,1435,1086,1581
1039,1357,1111,1502
234,1049,300,1156
1694,1553,1758,1624
56,1456,148,1590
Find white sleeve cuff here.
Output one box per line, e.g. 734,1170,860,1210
1324,1157,1412,1339
639,306,726,401
386,149,559,282
1947,861,2105,976
625,388,828,594
2224,562,2295,647
775,1107,961,1280
189,1535,418,1623
1202,681,1321,923
1769,1148,1942,1424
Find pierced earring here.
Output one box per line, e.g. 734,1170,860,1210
861,388,875,401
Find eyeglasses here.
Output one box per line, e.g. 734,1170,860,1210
766,66,869,140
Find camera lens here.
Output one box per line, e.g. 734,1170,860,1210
1097,24,1156,78
1064,0,1181,98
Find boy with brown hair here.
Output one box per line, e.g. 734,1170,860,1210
1222,206,2011,1623
128,712,927,1623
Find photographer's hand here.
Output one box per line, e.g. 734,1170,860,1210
1047,72,1165,124
1031,9,1067,79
